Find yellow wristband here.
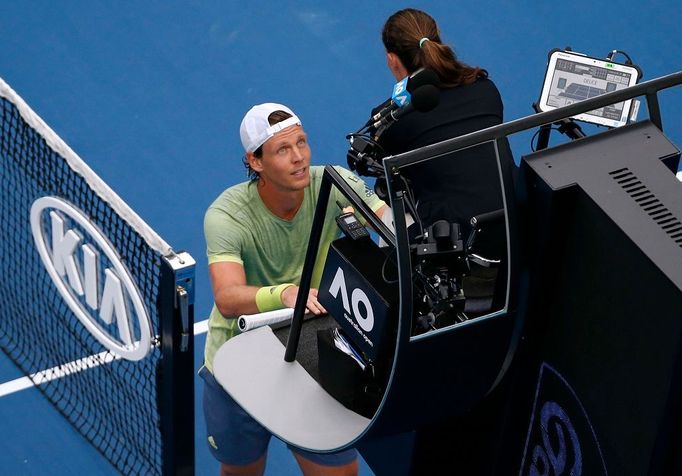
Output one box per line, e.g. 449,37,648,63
255,283,295,312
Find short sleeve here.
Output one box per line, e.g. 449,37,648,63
204,206,244,265
332,166,385,212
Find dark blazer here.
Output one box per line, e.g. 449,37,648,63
374,77,510,249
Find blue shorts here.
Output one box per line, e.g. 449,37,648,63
199,366,358,466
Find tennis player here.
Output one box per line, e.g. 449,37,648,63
200,102,386,476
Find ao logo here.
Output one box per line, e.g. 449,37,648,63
30,196,152,361
391,77,411,107
529,401,582,476
328,267,374,332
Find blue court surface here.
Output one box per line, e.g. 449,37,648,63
1,1,681,474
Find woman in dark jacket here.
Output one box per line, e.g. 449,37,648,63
375,9,513,473
378,8,509,247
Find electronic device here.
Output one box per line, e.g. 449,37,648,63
336,212,370,240
537,49,641,128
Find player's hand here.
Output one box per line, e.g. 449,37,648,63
281,286,327,315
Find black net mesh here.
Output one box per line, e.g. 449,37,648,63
0,94,165,475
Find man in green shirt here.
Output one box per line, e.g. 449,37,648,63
201,102,385,476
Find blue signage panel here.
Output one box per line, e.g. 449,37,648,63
318,239,394,362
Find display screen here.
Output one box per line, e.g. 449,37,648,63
545,58,633,122
344,216,356,224
538,51,640,128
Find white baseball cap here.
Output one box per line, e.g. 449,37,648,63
239,103,302,153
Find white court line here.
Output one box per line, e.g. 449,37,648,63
193,318,209,335
0,318,210,398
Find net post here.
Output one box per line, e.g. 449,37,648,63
159,252,196,476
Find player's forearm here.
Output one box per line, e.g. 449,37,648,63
213,285,261,318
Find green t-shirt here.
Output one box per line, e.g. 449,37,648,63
203,165,383,372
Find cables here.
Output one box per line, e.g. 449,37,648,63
606,49,634,65
530,125,561,152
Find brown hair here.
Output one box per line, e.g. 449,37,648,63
243,110,293,180
382,8,487,88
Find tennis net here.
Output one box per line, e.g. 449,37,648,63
0,77,194,475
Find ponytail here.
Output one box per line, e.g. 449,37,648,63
419,39,487,87
382,8,487,88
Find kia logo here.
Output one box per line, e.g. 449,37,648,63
30,196,152,361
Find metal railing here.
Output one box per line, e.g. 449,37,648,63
385,71,682,170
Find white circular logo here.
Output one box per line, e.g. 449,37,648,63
30,196,152,361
